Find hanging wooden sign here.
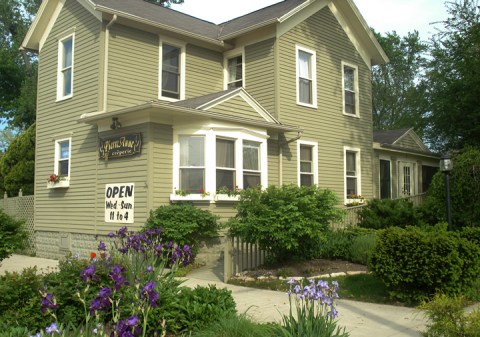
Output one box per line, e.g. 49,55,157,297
99,133,142,160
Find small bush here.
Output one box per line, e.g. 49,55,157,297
144,203,220,256
420,294,480,337
357,198,418,229
174,285,237,333
190,314,280,337
0,267,47,332
228,185,344,262
370,226,480,304
349,233,376,265
0,209,27,262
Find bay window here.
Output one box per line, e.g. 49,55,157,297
179,136,205,193
216,138,235,190
242,141,261,189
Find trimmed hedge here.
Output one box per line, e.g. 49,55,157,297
357,198,418,229
370,226,480,304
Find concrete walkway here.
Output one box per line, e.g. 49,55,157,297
1,255,428,336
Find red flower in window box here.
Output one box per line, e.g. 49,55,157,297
47,174,61,184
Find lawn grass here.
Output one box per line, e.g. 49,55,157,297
229,273,396,305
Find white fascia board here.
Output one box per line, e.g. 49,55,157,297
277,0,329,37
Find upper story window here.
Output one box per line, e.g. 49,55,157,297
345,147,361,199
57,34,74,101
160,40,185,100
297,141,318,187
227,56,243,89
179,135,205,193
296,46,317,108
342,62,359,116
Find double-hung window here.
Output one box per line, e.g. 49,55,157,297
298,141,318,187
242,141,261,189
296,46,317,107
57,139,71,178
179,136,205,193
216,138,236,190
57,34,74,100
345,148,361,198
227,56,243,89
161,41,184,100
342,62,359,116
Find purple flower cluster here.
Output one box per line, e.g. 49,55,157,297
287,278,340,319
115,315,141,337
80,264,99,283
45,322,61,334
89,287,112,315
109,264,128,291
172,244,193,266
40,293,58,314
141,281,159,307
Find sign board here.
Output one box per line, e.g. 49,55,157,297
105,183,134,223
99,133,142,160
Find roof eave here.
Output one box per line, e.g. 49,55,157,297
218,18,279,40
94,5,225,47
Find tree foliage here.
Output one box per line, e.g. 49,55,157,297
0,123,35,196
144,0,184,7
0,0,40,130
425,0,480,152
372,30,429,136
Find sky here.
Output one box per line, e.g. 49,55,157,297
171,0,449,40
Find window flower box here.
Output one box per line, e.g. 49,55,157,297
345,197,366,207
47,180,70,189
169,194,211,202
215,194,240,202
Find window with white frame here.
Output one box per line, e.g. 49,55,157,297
173,128,267,199
298,141,318,187
345,148,361,198
227,55,243,89
243,140,261,189
179,136,205,193
161,42,184,100
55,138,71,178
216,138,236,190
57,34,74,100
296,46,317,107
342,62,359,116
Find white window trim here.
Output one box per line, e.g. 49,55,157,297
398,161,417,197
172,125,268,202
296,45,317,108
56,32,74,102
159,37,186,101
344,146,361,203
297,140,318,187
223,48,245,90
341,61,360,118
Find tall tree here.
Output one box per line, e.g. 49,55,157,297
371,30,429,136
425,0,480,152
0,0,40,130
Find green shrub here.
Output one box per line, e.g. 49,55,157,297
357,198,418,229
228,185,344,262
144,203,220,256
420,294,480,337
190,314,280,337
0,325,31,337
459,227,480,247
0,209,27,262
419,147,480,229
370,226,480,304
173,285,237,333
0,267,47,332
349,233,376,265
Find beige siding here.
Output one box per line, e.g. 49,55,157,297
35,0,102,233
108,25,158,110
185,44,223,98
277,7,374,201
150,123,174,209
245,39,276,114
268,138,280,185
396,134,423,151
207,96,266,122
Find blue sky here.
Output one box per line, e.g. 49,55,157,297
172,0,449,40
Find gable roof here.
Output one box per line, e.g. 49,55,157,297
22,0,388,64
373,128,412,145
373,128,437,157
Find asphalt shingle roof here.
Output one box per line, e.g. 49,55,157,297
373,128,411,145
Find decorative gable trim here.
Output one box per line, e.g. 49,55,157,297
393,128,429,152
197,88,278,125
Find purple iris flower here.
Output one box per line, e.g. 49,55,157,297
80,265,98,283
45,322,61,334
98,241,107,251
41,293,58,313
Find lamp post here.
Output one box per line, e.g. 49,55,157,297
439,154,453,231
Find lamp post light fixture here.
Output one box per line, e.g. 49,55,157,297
440,154,453,231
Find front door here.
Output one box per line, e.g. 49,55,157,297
399,162,415,196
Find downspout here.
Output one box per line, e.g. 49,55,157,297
103,14,117,113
